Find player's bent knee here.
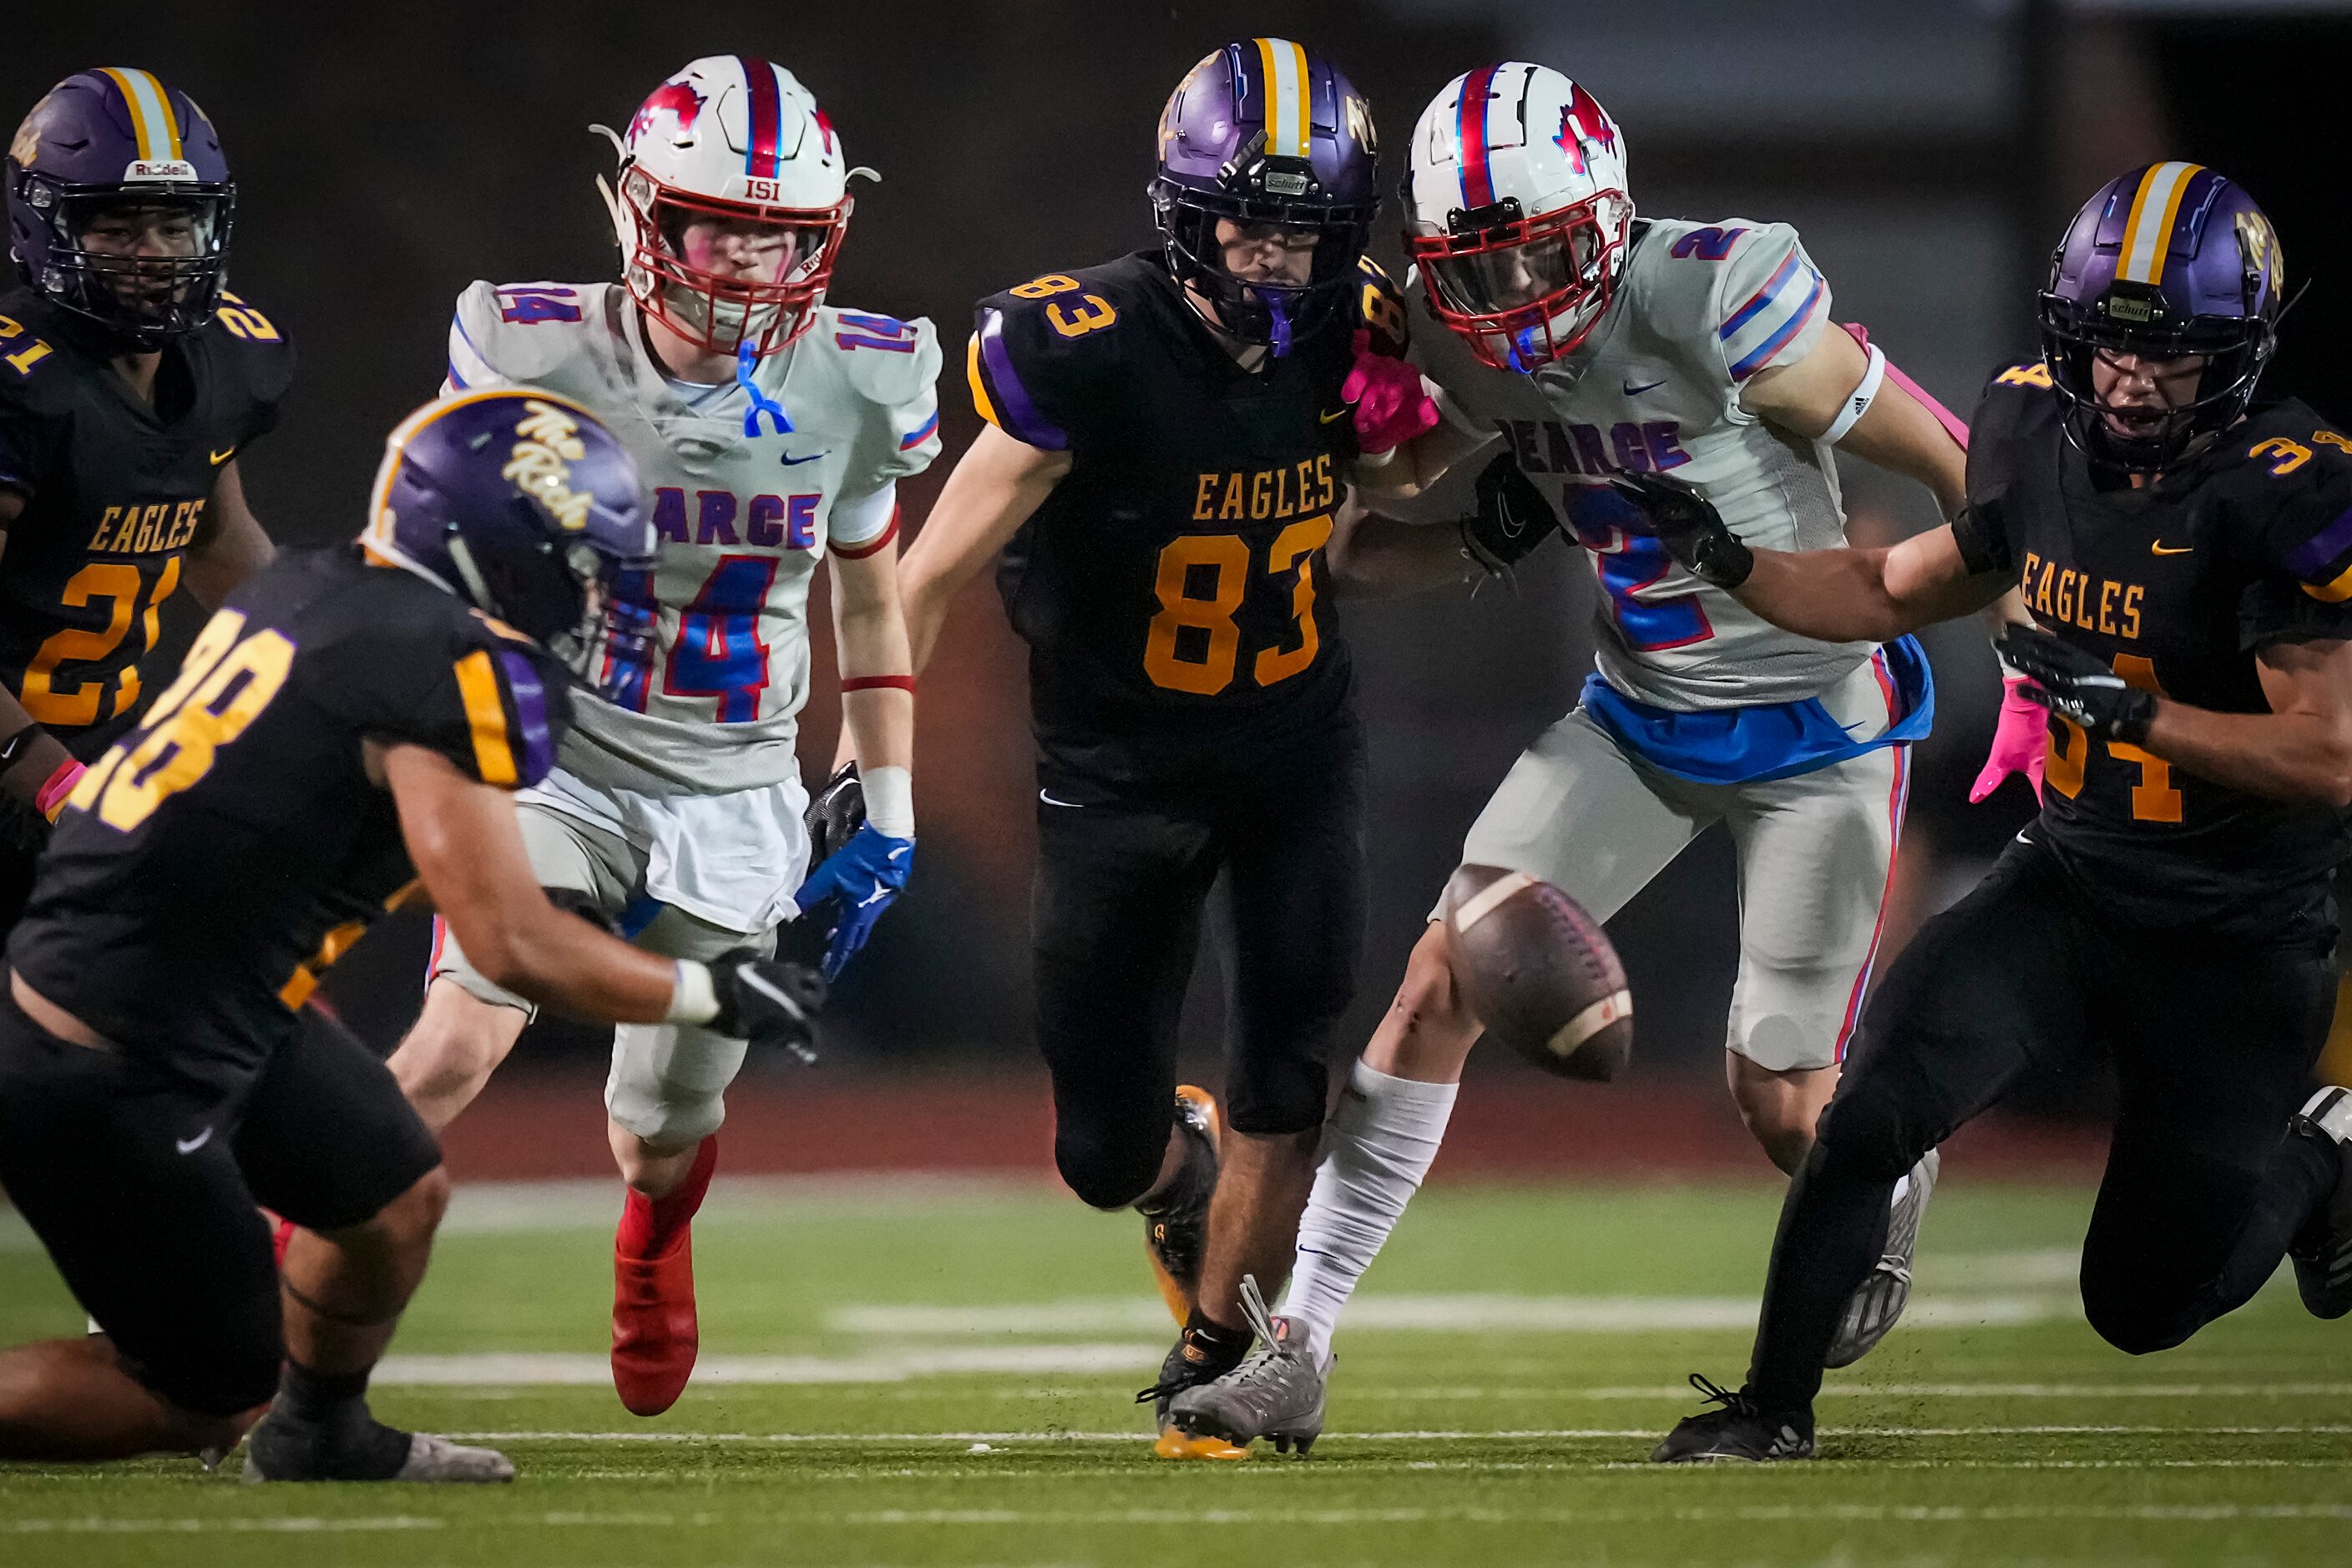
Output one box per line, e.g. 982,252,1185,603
2081,1289,2194,1356
346,1164,450,1256
1054,1127,1164,1211
1811,1071,1934,1182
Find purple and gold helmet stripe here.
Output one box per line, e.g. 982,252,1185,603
2116,161,2205,285
1252,38,1311,159
97,67,184,163
740,56,784,180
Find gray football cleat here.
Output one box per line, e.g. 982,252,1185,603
1168,1274,1327,1456
2289,1085,2352,1319
243,1425,514,1484
1826,1146,1939,1368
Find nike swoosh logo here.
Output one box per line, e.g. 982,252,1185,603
2016,830,2035,846
1039,790,1083,808
209,448,235,466
779,450,827,467
2151,541,2193,556
175,1126,214,1155
1319,407,1351,424
1623,379,1666,397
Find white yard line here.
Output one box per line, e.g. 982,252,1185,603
8,1503,2350,1534
439,1425,2352,1443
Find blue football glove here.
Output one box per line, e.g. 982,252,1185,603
792,822,913,980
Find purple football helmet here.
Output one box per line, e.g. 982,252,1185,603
363,391,656,694
7,68,235,349
2039,162,2286,471
1150,39,1379,355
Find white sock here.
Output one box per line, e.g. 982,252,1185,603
1281,1058,1459,1361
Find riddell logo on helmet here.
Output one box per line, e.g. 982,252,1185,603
124,159,199,182
629,81,706,142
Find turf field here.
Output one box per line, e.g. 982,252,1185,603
2,1175,2345,1566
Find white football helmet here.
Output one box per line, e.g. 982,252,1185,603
1405,63,1632,372
594,55,870,358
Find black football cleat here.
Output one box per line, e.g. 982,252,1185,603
2289,1086,2352,1319
1137,1320,1248,1461
1651,1374,1815,1464
243,1410,513,1483
1136,1085,1221,1325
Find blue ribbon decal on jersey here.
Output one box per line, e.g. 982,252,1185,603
1579,635,1935,786
738,339,793,436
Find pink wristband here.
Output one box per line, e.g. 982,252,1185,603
36,757,83,822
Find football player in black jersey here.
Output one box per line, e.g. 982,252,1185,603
0,69,283,931
1626,165,2352,1463
0,389,823,1479
891,39,1500,1454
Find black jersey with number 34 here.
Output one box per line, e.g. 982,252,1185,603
1956,363,2352,939
0,286,292,756
969,250,1410,787
8,548,569,1094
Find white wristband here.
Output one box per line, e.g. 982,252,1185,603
862,764,914,839
1820,344,1887,446
665,959,720,1025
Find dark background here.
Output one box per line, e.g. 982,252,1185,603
3,2,2332,1084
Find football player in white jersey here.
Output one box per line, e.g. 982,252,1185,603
382,56,940,1418
1167,63,2009,1454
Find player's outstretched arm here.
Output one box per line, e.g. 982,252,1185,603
1618,470,2008,643
384,744,818,1042
184,458,276,611
898,424,1070,672
1743,322,1966,515
2036,634,2352,809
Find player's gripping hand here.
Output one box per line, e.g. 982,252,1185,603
1995,625,2155,744
704,949,825,1062
803,761,865,865
1342,330,1439,454
1969,675,2050,804
793,824,914,981
1607,470,1753,589
1461,452,1565,573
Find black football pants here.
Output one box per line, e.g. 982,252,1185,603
1748,834,2340,1411
0,996,442,1416
1031,746,1366,1210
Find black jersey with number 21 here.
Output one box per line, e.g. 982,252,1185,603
0,287,292,756
969,250,1410,789
9,548,569,1095
1955,363,2352,941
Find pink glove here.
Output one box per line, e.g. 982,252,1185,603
1342,330,1439,454
1970,675,2047,804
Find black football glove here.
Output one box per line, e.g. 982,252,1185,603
1994,624,2156,744
706,948,826,1064
802,761,866,866
1607,469,1753,589
1459,452,1563,574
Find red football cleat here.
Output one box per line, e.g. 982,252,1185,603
609,1137,718,1418
610,1232,698,1417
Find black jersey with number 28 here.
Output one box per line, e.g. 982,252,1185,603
8,548,569,1095
1955,362,2352,940
0,287,293,756
969,250,1410,788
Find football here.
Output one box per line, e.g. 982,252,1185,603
1441,863,1633,1082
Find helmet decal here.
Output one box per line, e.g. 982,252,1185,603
627,80,706,142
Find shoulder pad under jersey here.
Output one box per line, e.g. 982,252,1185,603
445,280,608,393
805,306,944,488
969,260,1143,452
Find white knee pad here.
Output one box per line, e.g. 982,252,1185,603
604,1019,750,1149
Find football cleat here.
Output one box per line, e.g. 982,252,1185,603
2289,1086,2352,1319
1138,1324,1247,1460
1651,1373,1815,1464
1169,1275,1326,1456
243,1419,513,1483
611,1232,699,1417
1136,1085,1221,1324
1825,1147,1940,1368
